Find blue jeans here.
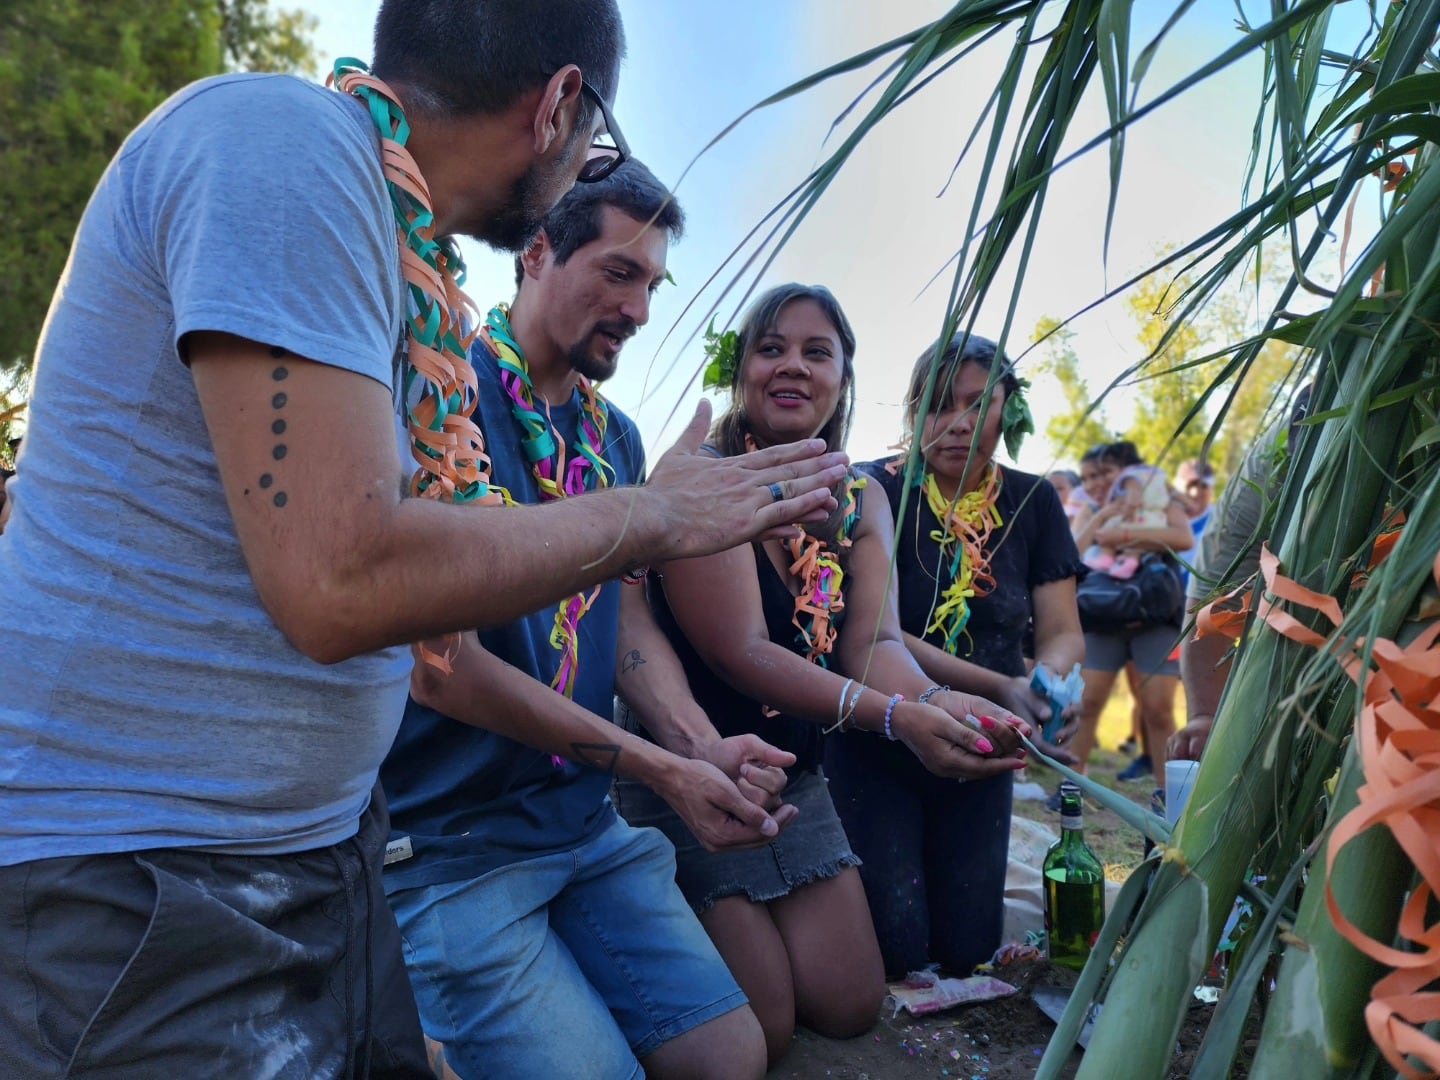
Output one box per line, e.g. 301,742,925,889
825,733,1013,978
387,813,746,1079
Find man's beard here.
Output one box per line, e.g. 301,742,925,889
470,164,550,253
567,319,636,383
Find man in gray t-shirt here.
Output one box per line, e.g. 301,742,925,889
0,3,845,1076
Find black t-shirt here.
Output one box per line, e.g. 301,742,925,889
860,459,1085,678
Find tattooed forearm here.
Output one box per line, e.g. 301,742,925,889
569,743,622,774
620,649,647,675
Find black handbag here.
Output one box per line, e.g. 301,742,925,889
1076,553,1184,630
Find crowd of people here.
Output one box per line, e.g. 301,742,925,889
0,2,1259,1077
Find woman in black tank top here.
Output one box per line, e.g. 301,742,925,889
615,284,1028,1068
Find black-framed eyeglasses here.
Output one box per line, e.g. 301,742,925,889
574,79,629,183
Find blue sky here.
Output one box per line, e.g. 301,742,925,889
299,1,1370,473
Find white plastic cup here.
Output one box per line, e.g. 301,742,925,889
1165,760,1201,827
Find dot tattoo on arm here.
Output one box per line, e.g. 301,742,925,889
263,353,291,508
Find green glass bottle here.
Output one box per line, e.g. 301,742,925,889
1043,781,1106,971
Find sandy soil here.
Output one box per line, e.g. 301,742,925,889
766,959,1221,1080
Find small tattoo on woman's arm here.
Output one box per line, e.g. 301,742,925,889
621,649,647,674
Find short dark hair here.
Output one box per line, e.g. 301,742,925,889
513,158,684,288
1101,440,1143,468
902,332,1020,439
1080,445,1107,465
709,284,858,459
372,0,625,118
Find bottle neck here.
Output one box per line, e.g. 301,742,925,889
1059,810,1084,834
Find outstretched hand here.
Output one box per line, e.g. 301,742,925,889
643,400,850,559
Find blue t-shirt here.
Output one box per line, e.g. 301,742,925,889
380,341,646,891
0,74,409,862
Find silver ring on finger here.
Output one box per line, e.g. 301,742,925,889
768,482,785,503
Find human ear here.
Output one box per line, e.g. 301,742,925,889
520,230,552,282
532,65,586,156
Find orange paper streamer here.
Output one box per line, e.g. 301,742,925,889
1250,538,1440,1079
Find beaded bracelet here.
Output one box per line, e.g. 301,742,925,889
883,694,906,741
621,565,649,586
918,684,949,706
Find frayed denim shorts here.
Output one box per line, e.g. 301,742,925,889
615,768,861,913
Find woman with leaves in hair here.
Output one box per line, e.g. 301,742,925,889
827,332,1086,978
617,286,1028,1065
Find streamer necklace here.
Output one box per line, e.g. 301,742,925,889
331,58,511,674
483,304,615,700
922,464,1003,654
748,436,863,666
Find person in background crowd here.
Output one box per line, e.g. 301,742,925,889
1048,468,1080,504
1064,445,1107,529
1174,457,1216,590
1082,441,1172,579
1071,442,1194,785
1171,388,1312,761
1176,458,1216,526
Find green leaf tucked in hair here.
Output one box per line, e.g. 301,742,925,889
1002,376,1035,459
701,317,740,392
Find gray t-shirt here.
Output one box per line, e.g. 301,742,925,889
1186,415,1289,605
0,74,410,862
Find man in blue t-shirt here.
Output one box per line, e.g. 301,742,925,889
379,162,795,1080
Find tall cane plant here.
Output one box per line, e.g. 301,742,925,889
706,1,1440,1076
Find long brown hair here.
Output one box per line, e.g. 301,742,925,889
708,283,857,458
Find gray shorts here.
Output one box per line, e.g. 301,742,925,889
615,768,860,912
1084,621,1182,677
0,787,430,1079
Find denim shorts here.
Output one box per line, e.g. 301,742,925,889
615,768,861,912
387,811,746,1080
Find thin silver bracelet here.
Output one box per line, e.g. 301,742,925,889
842,685,864,731
826,678,857,734
918,684,950,706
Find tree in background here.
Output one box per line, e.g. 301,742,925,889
1033,316,1115,459
0,0,315,410
1036,267,1303,484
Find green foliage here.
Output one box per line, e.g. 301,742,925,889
700,317,740,393
1033,316,1115,457
1124,272,1219,468
220,0,318,76
1036,267,1304,483
0,1,316,380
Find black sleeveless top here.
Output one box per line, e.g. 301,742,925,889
649,470,865,775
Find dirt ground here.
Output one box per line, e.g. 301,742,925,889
766,690,1195,1079
767,959,1220,1080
